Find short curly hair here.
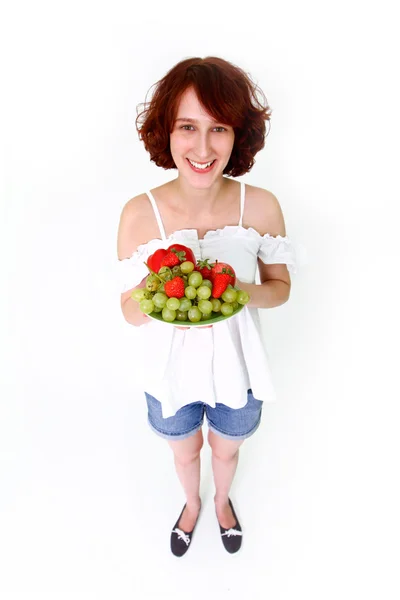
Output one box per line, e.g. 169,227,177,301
136,57,272,177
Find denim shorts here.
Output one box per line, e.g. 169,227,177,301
144,389,263,442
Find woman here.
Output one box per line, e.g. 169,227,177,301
117,56,297,556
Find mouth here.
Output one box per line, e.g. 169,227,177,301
186,158,216,173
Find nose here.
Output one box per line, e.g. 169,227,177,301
194,131,212,160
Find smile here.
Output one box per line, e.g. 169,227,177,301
187,158,216,172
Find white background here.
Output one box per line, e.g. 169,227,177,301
1,0,399,598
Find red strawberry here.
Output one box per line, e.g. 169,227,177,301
166,244,196,265
195,258,214,279
210,261,236,286
160,249,186,268
164,276,185,298
147,248,168,273
212,273,232,299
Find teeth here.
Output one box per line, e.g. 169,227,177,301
188,159,214,169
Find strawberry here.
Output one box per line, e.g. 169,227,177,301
166,244,196,265
147,248,168,273
212,273,232,299
164,276,185,298
195,258,214,280
210,261,236,286
160,249,186,268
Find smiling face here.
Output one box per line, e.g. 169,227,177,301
169,87,235,188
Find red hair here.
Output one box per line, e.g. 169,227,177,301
136,57,272,177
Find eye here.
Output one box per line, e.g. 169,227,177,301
213,126,227,132
181,125,195,131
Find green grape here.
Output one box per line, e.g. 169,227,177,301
179,298,192,312
236,290,250,305
198,299,213,315
152,292,168,308
221,288,237,303
166,297,180,310
162,307,176,322
211,298,222,312
188,272,203,288
185,285,197,299
201,313,211,321
176,310,188,321
131,288,147,302
158,266,173,281
201,279,213,290
220,302,234,316
140,299,154,314
172,266,182,276
188,306,202,322
231,301,239,311
153,305,163,313
146,274,160,292
180,261,195,274
197,285,212,300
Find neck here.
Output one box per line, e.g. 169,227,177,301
169,176,230,216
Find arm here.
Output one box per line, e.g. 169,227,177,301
117,198,151,327
237,188,291,309
238,262,290,309
120,282,150,326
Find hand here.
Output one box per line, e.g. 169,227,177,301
174,325,213,330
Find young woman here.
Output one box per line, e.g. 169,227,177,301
117,57,297,556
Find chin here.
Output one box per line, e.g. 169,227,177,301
181,163,227,187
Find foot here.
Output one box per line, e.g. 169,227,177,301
178,500,201,532
214,497,237,529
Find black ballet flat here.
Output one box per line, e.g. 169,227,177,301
170,501,201,557
218,498,243,553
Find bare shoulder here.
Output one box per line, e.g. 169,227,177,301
243,184,286,237
117,193,153,259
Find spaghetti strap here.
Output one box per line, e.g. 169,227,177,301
146,190,168,241
238,181,245,227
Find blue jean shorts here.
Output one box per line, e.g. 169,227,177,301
144,389,263,442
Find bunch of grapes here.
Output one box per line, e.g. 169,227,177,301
131,259,250,324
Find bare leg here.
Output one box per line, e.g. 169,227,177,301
208,429,244,529
167,429,203,531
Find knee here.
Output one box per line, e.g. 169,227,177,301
208,430,243,462
212,447,239,462
174,450,201,467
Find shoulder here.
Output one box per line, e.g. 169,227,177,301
119,192,151,221
117,193,153,259
243,184,286,236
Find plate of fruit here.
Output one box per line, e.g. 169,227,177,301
130,243,250,326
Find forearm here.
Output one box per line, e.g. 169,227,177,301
121,297,150,327
237,279,290,309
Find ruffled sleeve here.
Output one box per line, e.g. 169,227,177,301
117,238,168,293
117,251,149,294
258,234,298,273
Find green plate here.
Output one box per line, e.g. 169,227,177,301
147,303,244,327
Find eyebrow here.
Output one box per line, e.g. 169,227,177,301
175,117,219,124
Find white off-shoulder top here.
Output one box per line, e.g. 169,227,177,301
117,182,298,418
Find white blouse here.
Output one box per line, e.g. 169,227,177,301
117,182,298,418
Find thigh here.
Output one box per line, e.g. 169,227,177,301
145,392,205,441
167,428,204,461
205,389,263,441
207,428,244,457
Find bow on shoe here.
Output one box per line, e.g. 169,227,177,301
221,528,243,538
172,527,191,546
